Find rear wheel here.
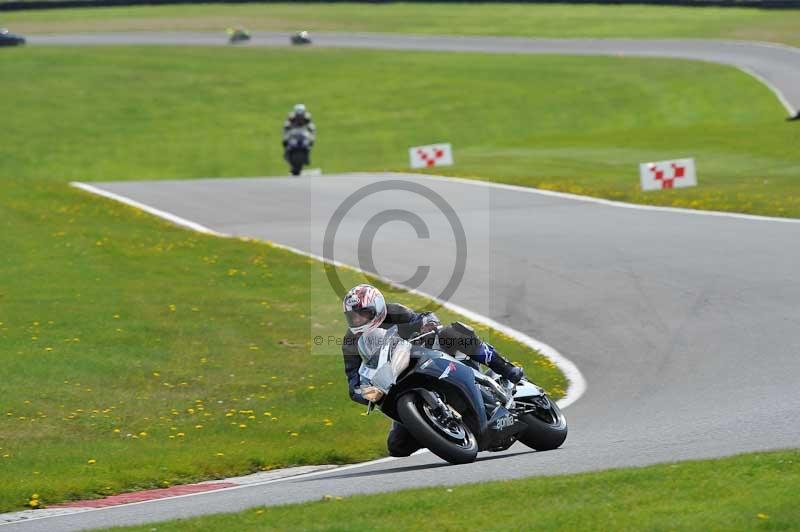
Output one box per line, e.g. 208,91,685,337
516,394,567,451
396,392,477,465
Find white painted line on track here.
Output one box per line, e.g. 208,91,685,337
0,456,405,527
70,182,225,235
69,180,587,408
403,173,800,225
737,66,797,116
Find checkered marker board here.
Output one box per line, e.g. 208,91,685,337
640,158,697,191
409,143,454,169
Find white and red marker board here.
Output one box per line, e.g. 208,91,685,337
409,143,454,169
639,158,697,191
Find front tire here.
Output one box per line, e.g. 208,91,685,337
288,150,305,176
396,392,478,465
516,394,567,451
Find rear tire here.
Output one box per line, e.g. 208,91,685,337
516,395,567,451
396,392,477,465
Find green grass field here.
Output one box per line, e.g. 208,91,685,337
4,3,800,47
114,448,800,531
2,46,798,217
1,32,798,513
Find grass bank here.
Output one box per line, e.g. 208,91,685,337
115,448,800,531
3,3,800,47
2,46,798,217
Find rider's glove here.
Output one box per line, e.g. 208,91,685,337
361,386,385,402
420,313,441,334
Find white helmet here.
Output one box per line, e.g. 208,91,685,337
343,284,387,335
293,103,307,115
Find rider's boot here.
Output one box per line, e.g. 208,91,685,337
487,350,525,384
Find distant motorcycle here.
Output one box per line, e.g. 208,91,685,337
357,324,568,464
227,28,250,44
291,31,312,45
0,28,26,47
283,127,314,176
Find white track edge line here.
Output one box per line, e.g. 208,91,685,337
398,173,800,224
70,182,225,235
737,66,797,116
0,456,404,527
69,181,586,408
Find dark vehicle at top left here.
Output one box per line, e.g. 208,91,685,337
0,28,26,46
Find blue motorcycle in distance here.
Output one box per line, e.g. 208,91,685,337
358,325,567,464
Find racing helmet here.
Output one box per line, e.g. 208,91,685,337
343,284,387,335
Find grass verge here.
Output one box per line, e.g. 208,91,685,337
2,46,798,217
114,448,800,531
2,3,800,48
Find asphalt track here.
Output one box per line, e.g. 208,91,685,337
31,31,800,116
8,33,800,530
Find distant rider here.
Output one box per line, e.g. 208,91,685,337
282,103,316,147
341,284,525,457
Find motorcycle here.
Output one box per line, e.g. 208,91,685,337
283,127,314,176
227,28,251,44
357,324,567,465
291,31,312,45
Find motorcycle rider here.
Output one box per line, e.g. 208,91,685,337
282,103,316,147
341,284,525,457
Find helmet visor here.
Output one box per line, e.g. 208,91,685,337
345,308,376,329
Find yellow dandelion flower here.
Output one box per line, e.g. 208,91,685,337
177,433,185,437
239,424,247,429
87,459,96,464
28,499,39,508
195,425,203,429
113,428,120,433
139,432,148,437
290,432,299,437
216,452,224,457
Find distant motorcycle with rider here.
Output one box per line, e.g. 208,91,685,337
282,103,315,176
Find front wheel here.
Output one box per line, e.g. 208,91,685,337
396,392,477,465
288,149,305,176
516,394,567,451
